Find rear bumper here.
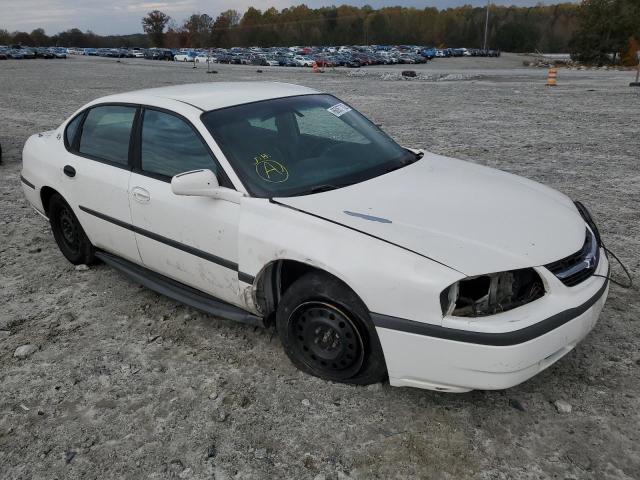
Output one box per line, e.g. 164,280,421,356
373,259,609,392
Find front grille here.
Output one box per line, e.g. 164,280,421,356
545,229,599,287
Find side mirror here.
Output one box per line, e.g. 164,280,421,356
171,169,243,203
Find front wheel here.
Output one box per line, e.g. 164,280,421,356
48,193,96,265
276,272,387,385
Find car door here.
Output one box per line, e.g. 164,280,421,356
62,104,142,264
128,107,242,305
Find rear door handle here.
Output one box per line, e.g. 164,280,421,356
132,187,150,203
63,165,76,177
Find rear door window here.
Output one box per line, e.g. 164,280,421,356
78,105,136,165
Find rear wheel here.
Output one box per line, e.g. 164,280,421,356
48,193,96,265
276,272,387,385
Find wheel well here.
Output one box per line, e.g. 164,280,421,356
255,260,341,320
40,186,58,216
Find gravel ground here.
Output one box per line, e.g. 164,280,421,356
1,55,639,480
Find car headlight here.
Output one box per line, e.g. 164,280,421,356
440,268,545,317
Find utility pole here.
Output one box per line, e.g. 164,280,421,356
483,0,490,51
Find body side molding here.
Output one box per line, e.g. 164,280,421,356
79,205,254,281
21,175,35,189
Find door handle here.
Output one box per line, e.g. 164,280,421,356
132,187,150,203
63,165,76,177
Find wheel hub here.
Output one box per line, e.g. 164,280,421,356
288,302,364,379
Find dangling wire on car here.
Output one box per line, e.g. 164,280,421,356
594,241,633,289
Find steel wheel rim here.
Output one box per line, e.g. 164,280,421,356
58,206,79,254
288,301,364,379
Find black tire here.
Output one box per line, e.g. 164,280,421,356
48,193,96,265
276,272,387,385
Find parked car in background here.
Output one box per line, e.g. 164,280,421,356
314,55,334,67
34,47,54,59
195,53,215,63
7,49,25,59
293,55,313,67
51,47,67,59
174,51,196,62
21,48,36,59
144,49,173,61
1,43,502,64
250,56,268,66
277,56,296,67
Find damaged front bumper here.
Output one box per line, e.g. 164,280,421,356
372,251,610,392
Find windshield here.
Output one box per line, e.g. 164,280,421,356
201,94,417,198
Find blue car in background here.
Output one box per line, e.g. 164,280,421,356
421,47,437,59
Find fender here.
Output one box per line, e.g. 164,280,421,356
237,196,463,324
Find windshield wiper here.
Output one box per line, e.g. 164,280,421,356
405,149,423,164
295,184,341,196
382,150,423,175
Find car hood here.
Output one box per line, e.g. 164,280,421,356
275,152,586,276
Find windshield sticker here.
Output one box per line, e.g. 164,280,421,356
327,103,352,117
254,153,289,183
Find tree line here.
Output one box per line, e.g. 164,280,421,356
1,1,638,64
0,27,147,49
143,4,582,53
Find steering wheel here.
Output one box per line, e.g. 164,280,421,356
294,142,357,173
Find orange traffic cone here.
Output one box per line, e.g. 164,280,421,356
312,61,320,73
546,67,557,87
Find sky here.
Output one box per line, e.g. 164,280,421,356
0,0,576,36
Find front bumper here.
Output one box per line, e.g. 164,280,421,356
373,252,610,392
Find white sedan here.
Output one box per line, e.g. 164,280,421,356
21,82,609,392
174,52,195,62
293,55,314,67
195,54,215,63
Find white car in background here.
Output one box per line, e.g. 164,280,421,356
195,53,215,63
174,52,196,62
20,82,609,392
293,55,313,67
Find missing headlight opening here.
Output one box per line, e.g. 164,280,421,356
441,268,545,317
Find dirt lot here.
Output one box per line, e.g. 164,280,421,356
1,54,639,480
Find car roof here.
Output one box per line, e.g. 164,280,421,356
98,82,319,112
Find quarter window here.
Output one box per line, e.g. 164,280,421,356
141,109,217,178
78,106,136,165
